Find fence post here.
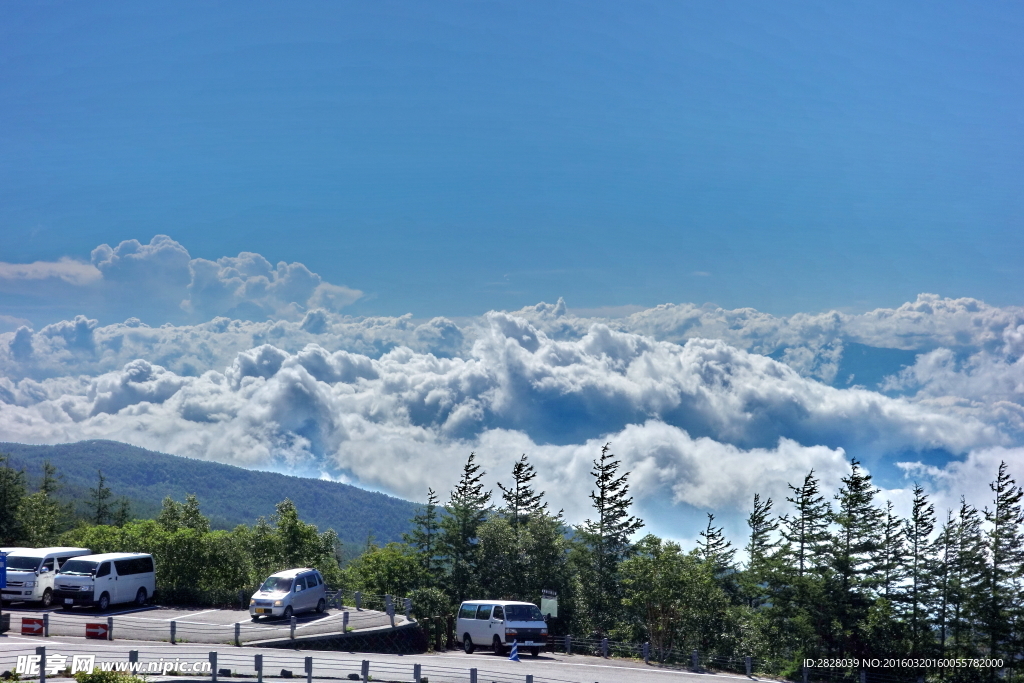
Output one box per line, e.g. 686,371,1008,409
601,637,609,658
413,663,421,683
254,654,263,683
36,646,46,683
343,611,349,633
129,651,138,668
43,613,49,637
447,614,454,649
565,634,572,654
470,668,477,683
355,591,362,610
235,622,241,647
106,616,113,641
385,595,395,627
434,617,442,651
643,642,650,665
304,656,312,683
526,676,534,683
209,652,217,683
404,597,412,621
170,620,176,644
360,660,369,683
746,656,752,676
290,615,297,640
691,650,699,670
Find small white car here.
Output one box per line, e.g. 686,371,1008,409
249,568,327,621
457,600,549,657
1,547,92,607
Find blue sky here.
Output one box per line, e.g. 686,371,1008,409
3,1,1022,319
2,2,1024,539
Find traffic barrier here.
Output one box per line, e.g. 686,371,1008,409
21,617,44,636
85,622,109,639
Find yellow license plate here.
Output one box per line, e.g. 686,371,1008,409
256,608,271,614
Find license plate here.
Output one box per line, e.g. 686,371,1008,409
256,608,270,614
64,598,74,604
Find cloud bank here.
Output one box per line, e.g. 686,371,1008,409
2,236,1023,537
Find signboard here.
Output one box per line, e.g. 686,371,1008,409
21,618,44,636
540,588,558,618
1,551,6,589
85,623,109,640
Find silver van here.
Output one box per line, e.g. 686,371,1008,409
249,568,327,621
457,600,548,657
1,547,91,607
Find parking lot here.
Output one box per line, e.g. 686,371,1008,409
1,603,402,644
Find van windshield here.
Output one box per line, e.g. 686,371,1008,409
259,577,293,593
59,560,98,576
5,556,42,571
505,605,545,622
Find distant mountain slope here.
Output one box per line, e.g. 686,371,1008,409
0,440,418,550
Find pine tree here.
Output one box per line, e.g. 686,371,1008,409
87,469,113,526
698,513,736,575
950,499,986,657
577,443,644,634
781,470,832,577
111,497,132,527
742,494,778,608
0,454,27,544
902,484,936,656
876,500,906,601
17,461,68,546
497,454,547,529
157,496,184,531
933,509,956,658
982,461,1024,663
440,453,492,602
404,488,443,583
181,493,210,532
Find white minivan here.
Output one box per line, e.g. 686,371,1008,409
1,547,91,607
457,600,548,657
53,553,156,611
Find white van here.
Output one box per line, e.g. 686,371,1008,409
249,568,327,621
1,547,91,607
457,600,548,657
53,553,155,611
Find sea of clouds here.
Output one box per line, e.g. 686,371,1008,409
2,236,1024,540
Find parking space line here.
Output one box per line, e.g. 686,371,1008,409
159,608,220,621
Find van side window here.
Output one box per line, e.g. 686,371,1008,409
476,605,492,620
41,558,55,572
492,605,504,621
138,556,154,573
459,604,477,619
96,562,111,577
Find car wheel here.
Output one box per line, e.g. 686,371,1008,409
463,635,475,654
492,636,505,656
98,592,110,611
283,606,293,620
530,647,540,658
135,587,147,605
316,598,326,614
41,589,53,608
251,615,260,622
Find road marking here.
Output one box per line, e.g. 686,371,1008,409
159,608,220,621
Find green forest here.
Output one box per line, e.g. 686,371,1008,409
2,445,1023,681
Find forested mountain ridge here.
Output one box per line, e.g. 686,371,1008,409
0,440,417,549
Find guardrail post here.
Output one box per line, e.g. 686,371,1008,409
565,634,572,654
691,649,699,669
360,660,369,683
526,676,534,683
290,615,297,640
42,613,49,637
107,616,113,641
643,642,650,665
385,594,395,627
170,620,176,644
304,656,312,683
601,637,608,658
404,597,412,620
470,668,477,683
355,591,362,610
255,654,263,683
129,651,138,667
36,646,46,683
235,622,241,647
209,652,217,683
746,656,752,676
413,663,421,683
